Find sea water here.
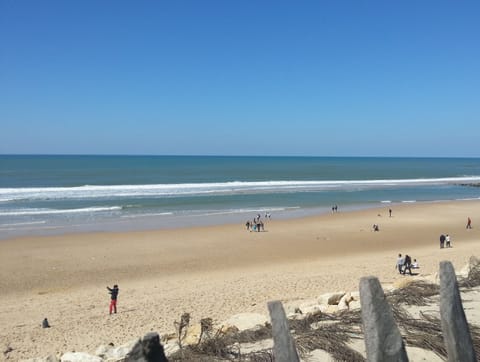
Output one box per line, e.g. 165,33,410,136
1,155,480,239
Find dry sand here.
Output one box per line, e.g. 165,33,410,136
1,200,480,360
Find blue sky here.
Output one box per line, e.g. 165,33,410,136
1,1,479,157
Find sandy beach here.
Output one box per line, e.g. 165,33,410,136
1,200,480,360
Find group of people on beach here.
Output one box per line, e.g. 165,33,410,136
245,213,269,232
396,253,419,275
104,215,471,315
439,234,452,248
371,208,394,232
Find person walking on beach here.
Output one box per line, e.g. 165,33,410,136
446,234,451,248
107,284,119,314
467,217,472,229
402,254,413,275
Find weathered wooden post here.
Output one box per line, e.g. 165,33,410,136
267,300,300,362
359,276,408,361
439,261,477,362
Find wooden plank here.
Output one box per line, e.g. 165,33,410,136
359,276,408,362
267,300,300,362
439,261,477,362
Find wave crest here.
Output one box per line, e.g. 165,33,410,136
1,177,480,202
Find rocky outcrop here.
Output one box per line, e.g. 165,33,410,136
61,352,102,362
125,332,168,362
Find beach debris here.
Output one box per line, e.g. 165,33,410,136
3,346,13,356
440,261,477,361
198,318,213,345
359,276,408,361
460,256,480,288
174,312,190,348
125,332,168,362
388,280,439,306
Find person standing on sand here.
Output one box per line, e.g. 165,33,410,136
389,209,392,217
446,234,451,248
107,284,119,314
467,217,472,229
402,254,413,275
440,234,446,248
396,254,404,274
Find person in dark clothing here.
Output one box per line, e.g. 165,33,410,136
467,217,472,229
107,284,119,314
402,255,413,275
42,318,50,328
439,234,446,248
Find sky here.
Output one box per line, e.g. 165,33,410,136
1,1,479,157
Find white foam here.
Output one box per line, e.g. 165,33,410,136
0,206,122,216
0,221,46,227
120,212,174,218
1,176,479,202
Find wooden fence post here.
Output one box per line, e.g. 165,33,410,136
439,261,477,362
359,276,408,362
267,300,300,362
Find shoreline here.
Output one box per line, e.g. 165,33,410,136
1,199,480,359
2,197,478,241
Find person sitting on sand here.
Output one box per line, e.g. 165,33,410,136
107,284,119,314
42,318,50,328
412,259,419,269
373,224,379,232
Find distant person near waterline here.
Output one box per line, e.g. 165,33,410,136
107,284,119,314
389,208,392,217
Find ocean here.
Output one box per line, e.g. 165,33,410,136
1,155,480,239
